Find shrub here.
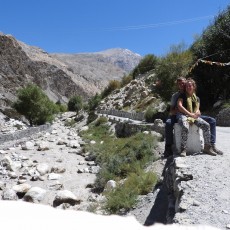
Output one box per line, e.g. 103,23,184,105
13,84,58,126
68,95,83,113
56,101,68,112
94,116,108,126
132,54,158,78
104,170,158,213
87,111,98,124
120,74,133,87
101,80,121,98
144,107,157,122
88,93,102,111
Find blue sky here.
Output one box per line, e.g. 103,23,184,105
0,0,229,56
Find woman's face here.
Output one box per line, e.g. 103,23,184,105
186,81,195,94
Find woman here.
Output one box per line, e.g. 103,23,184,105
176,78,216,157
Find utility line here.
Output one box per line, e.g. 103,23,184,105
102,15,214,31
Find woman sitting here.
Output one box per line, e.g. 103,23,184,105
176,78,216,157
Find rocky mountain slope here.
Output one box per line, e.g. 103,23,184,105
0,33,142,115
51,48,142,91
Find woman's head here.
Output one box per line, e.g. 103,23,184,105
186,78,197,94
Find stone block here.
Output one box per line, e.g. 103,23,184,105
173,123,204,155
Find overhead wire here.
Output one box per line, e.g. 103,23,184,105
102,15,214,31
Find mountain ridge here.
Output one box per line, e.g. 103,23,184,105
0,33,142,116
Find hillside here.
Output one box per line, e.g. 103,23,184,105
51,48,142,91
0,33,142,116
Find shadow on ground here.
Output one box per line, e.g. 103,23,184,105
144,156,174,226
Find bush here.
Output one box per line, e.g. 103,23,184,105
68,95,83,113
87,111,98,124
104,170,158,213
56,101,68,112
13,84,58,126
120,74,133,87
132,54,158,78
144,107,157,122
88,93,102,111
101,80,121,98
94,116,108,126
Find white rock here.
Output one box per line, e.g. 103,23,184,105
36,163,50,176
53,190,80,207
21,141,34,150
23,187,47,203
12,183,31,193
105,180,117,191
47,173,62,180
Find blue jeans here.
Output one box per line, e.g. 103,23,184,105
165,115,177,146
200,115,216,144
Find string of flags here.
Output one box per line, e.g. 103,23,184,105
188,59,230,73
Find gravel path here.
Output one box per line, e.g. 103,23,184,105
173,127,230,229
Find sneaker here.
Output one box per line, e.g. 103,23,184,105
164,145,173,158
180,147,186,157
211,144,223,155
203,144,216,156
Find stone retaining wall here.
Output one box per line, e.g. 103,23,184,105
97,109,145,121
0,124,51,145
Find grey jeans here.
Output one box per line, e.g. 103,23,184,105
177,114,211,149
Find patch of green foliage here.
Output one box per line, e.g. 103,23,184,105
144,107,158,122
132,54,158,79
155,43,194,101
68,95,83,114
222,100,230,109
80,117,159,214
13,84,59,126
104,171,158,213
101,80,121,99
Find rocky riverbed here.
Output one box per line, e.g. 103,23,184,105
0,112,104,211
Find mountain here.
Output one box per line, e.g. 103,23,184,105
0,33,142,116
51,48,142,90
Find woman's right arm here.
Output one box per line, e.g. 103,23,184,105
177,98,198,119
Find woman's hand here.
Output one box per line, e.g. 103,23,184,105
190,113,199,119
195,110,201,116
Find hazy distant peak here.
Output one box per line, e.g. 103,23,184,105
96,48,142,57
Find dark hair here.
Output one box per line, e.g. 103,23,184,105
176,76,186,82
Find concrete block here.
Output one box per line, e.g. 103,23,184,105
173,123,204,155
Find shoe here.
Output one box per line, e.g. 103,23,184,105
211,144,223,155
203,144,216,156
164,145,173,158
180,147,186,157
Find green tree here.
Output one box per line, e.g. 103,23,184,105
132,54,158,78
13,84,58,126
68,95,83,114
189,6,230,107
155,44,194,101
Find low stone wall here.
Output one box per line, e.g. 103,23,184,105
97,109,145,121
0,124,51,145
